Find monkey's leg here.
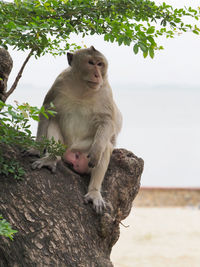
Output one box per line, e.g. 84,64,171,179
84,144,112,214
32,120,64,173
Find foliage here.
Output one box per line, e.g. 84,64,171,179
0,215,18,240
0,101,66,179
0,156,25,180
35,136,66,158
0,101,56,148
0,0,199,58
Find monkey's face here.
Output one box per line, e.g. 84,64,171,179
68,47,108,91
83,56,105,89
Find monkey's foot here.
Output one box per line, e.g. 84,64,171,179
31,156,58,173
84,190,106,214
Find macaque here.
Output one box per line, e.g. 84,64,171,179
31,46,122,214
63,150,89,174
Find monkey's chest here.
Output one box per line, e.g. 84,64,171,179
61,107,95,142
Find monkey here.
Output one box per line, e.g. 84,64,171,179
31,46,122,214
63,150,90,174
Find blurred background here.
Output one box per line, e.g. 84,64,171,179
7,0,200,188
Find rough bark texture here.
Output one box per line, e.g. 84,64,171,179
0,146,143,267
0,48,13,102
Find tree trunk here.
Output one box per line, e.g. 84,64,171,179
0,146,143,267
0,48,13,102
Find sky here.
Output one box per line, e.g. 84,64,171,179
5,0,200,188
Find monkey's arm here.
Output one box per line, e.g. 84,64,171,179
23,109,50,157
30,76,67,171
36,81,60,141
35,113,49,142
31,116,58,173
85,143,112,213
31,119,64,172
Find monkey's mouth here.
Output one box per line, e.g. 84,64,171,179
87,81,100,87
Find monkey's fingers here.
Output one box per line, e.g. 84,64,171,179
94,199,106,214
87,148,102,169
87,154,96,168
88,161,95,168
84,191,106,214
31,158,57,173
31,160,44,170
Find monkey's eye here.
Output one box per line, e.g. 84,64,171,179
97,62,103,67
88,60,95,65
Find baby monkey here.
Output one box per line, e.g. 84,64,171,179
31,46,122,214
63,150,89,174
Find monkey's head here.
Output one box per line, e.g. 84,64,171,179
67,46,108,90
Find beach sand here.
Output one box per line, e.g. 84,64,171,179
111,207,200,267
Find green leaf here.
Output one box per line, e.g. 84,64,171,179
31,115,39,121
192,30,199,35
0,215,18,240
133,44,139,54
143,51,148,58
147,26,155,34
0,1,199,61
147,36,156,46
149,47,155,59
139,42,148,53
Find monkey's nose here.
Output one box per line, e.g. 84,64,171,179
94,71,100,78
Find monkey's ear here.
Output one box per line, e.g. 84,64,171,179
67,52,73,66
90,46,97,52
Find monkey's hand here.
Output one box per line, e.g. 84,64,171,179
84,190,106,214
31,155,58,173
87,145,102,168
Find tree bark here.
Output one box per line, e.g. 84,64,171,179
0,48,13,102
0,146,143,267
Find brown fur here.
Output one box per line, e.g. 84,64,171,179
32,46,122,213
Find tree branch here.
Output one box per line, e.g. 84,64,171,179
0,147,143,266
0,48,13,103
5,49,33,101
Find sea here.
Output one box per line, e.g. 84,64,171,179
7,83,200,188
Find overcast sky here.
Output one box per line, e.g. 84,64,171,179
6,0,200,188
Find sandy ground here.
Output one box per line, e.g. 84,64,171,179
111,207,200,267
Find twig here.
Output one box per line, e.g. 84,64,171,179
119,221,130,228
5,49,33,101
